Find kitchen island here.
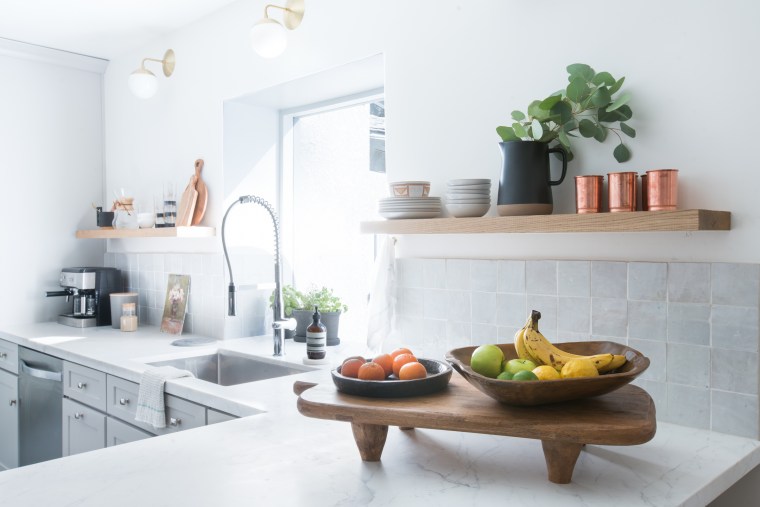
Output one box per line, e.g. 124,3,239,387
0,324,758,506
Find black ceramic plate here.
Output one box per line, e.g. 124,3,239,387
331,358,452,398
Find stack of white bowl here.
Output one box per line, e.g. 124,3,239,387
445,179,491,217
379,180,441,219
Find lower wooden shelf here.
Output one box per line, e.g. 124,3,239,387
75,226,216,239
360,209,731,234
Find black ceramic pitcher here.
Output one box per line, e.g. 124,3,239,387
497,141,567,216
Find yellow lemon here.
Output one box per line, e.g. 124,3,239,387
532,365,561,380
560,358,599,378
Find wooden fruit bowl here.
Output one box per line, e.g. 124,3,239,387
445,341,649,406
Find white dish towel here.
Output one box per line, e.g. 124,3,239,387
366,235,397,355
135,365,194,429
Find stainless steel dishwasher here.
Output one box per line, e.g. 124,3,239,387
18,347,63,466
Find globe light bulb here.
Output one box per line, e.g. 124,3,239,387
251,18,288,58
128,68,158,99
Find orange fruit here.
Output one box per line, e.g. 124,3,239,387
372,354,393,378
358,362,386,381
390,347,413,360
392,353,418,377
341,358,366,378
398,361,427,380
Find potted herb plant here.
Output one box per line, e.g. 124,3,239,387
495,63,635,216
291,286,348,346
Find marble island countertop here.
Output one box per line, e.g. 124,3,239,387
0,323,759,506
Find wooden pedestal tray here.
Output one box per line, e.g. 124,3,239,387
294,375,656,484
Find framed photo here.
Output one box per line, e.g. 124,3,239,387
160,274,190,335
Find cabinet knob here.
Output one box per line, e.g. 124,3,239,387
77,382,87,389
119,398,129,406
169,417,182,427
9,399,16,406
74,412,84,420
0,352,7,359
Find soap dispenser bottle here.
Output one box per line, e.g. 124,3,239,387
306,306,327,360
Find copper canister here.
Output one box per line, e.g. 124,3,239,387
607,171,637,212
646,169,678,211
574,175,603,213
640,174,648,211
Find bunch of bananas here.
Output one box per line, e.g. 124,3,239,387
514,310,626,374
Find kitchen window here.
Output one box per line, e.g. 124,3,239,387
280,93,387,341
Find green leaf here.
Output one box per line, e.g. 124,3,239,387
608,92,632,112
562,118,578,133
566,77,588,103
512,122,527,138
551,100,573,123
609,76,625,95
592,71,615,86
496,126,518,142
567,63,595,82
579,119,597,138
613,143,631,162
591,86,611,107
620,122,636,138
511,110,526,121
539,95,562,110
558,129,570,149
599,104,633,122
527,100,550,120
594,125,608,142
531,119,544,140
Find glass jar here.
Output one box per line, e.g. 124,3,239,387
120,303,138,332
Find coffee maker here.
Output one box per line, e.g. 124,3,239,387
46,267,123,327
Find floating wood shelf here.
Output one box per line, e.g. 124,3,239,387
75,226,216,239
360,209,730,235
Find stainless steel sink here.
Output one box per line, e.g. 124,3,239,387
147,351,315,386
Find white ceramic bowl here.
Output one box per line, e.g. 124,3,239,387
446,202,490,218
389,181,431,198
137,212,155,229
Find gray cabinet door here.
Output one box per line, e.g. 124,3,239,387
0,369,18,469
106,417,152,447
0,340,18,375
62,398,105,456
63,362,106,411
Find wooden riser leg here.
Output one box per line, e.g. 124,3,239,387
541,440,584,484
351,423,388,461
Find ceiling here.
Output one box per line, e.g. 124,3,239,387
0,0,241,60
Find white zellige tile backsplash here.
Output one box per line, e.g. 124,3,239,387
394,258,760,439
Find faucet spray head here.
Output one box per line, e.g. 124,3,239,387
227,282,237,316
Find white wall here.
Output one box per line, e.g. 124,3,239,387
103,0,760,263
0,40,106,324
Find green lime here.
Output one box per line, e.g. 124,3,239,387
496,371,514,380
512,370,538,381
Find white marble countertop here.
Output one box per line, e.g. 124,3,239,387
1,323,759,506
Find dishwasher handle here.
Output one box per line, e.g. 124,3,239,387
20,360,63,382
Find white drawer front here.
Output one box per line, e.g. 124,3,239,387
107,375,204,435
153,395,205,436
106,417,152,447
64,362,106,411
106,375,139,422
0,340,18,375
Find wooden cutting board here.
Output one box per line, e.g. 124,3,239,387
176,174,198,227
191,159,207,225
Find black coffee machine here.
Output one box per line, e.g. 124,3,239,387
46,267,123,327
